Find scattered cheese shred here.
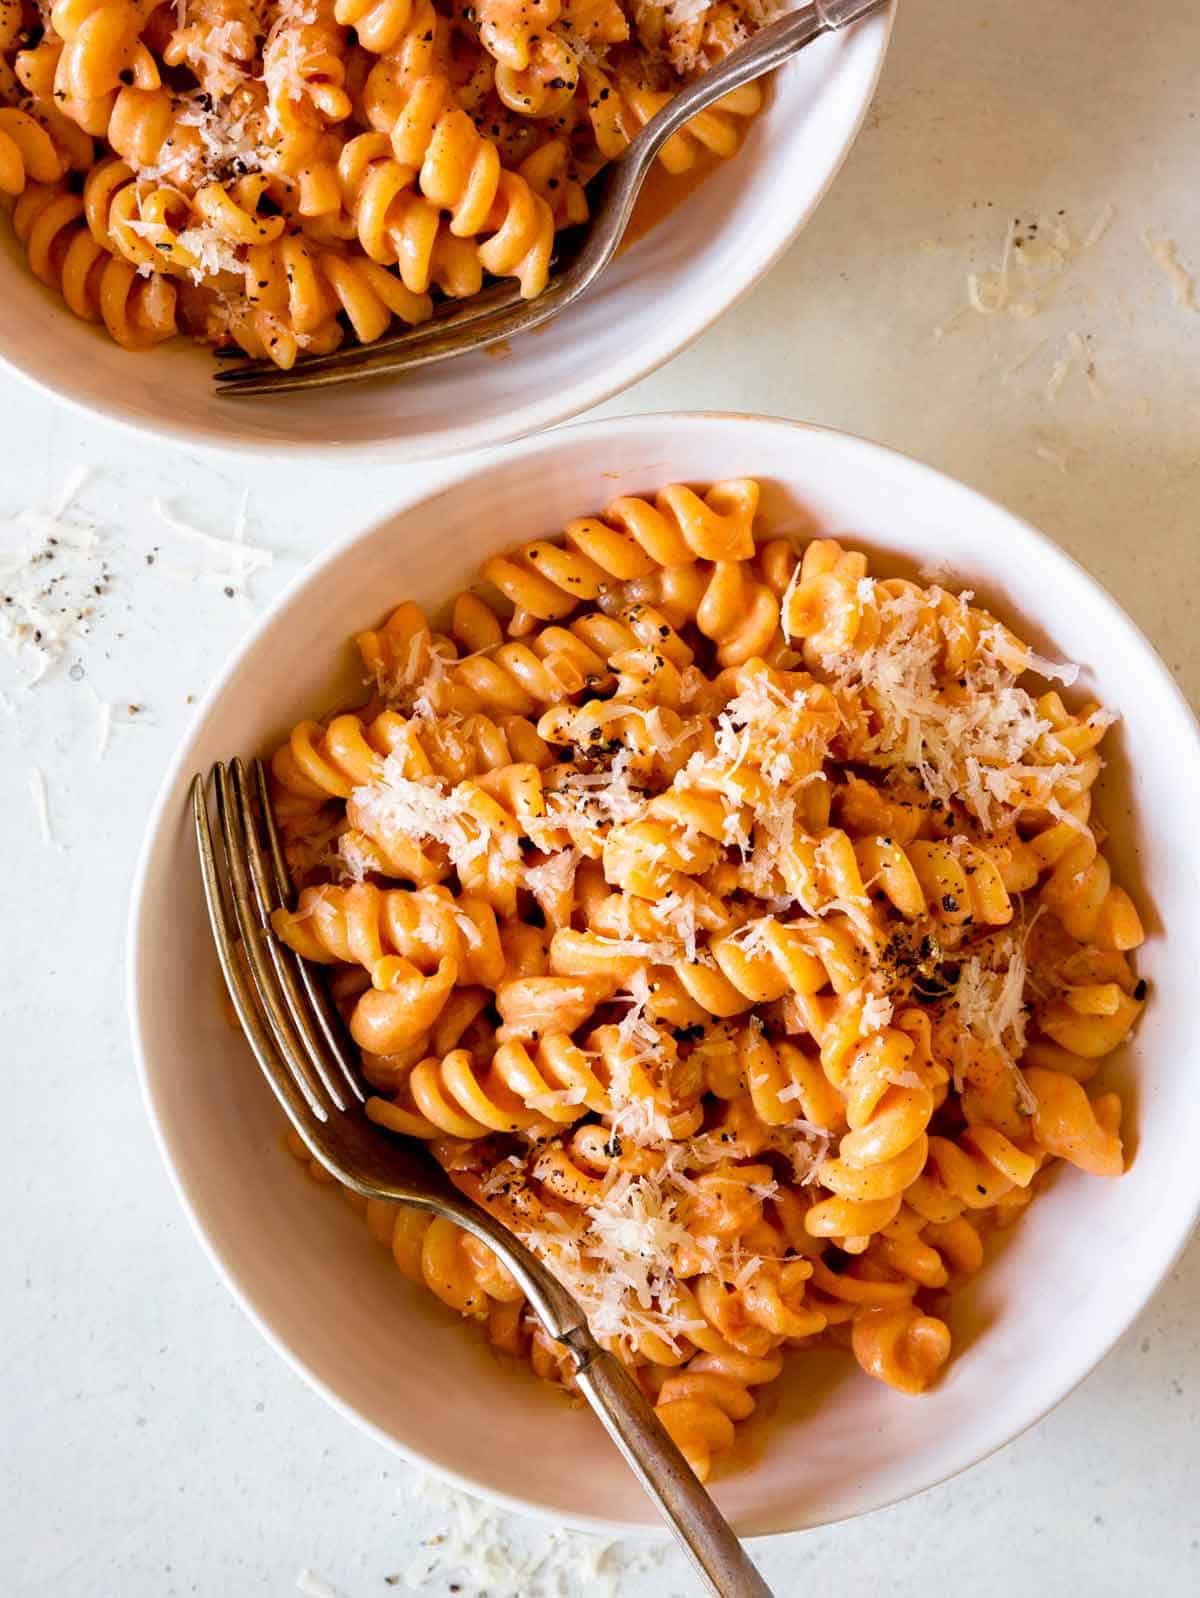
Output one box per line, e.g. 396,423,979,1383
522,848,580,904
1081,201,1115,251
0,468,108,681
154,492,272,604
399,1471,663,1597
964,209,1107,325
549,747,646,832
88,683,114,759
351,759,517,877
80,680,148,761
28,765,63,851
1004,336,1050,378
294,1572,339,1598
1067,330,1103,398
1033,438,1070,474
1143,233,1198,314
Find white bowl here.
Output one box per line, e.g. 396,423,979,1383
129,412,1200,1535
0,14,891,464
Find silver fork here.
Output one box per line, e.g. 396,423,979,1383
192,757,774,1598
215,0,888,396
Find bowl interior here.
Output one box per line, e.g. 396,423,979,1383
131,414,1200,1534
0,17,889,462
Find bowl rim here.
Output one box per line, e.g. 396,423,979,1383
126,410,1200,1536
0,9,893,466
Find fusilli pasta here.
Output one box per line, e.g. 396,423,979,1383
0,0,769,364
273,477,1148,1480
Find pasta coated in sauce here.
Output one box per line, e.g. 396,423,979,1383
0,0,768,364
273,477,1146,1480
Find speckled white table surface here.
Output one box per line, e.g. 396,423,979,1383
3,1,1199,1595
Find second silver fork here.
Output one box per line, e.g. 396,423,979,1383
193,756,774,1598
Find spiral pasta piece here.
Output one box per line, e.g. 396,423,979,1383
367,1039,580,1138
331,131,480,296
271,709,409,800
370,1204,525,1326
517,136,588,227
1024,1066,1123,1178
336,0,420,54
355,14,554,294
0,108,67,196
804,1028,934,1247
851,1304,952,1396
240,232,435,364
480,480,760,627
9,38,97,172
50,0,161,134
679,913,872,1021
359,0,445,132
101,82,209,184
1032,797,1146,952
12,181,178,348
584,65,761,175
655,1347,782,1481
273,881,505,989
264,0,353,145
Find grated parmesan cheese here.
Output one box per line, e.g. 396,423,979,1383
522,847,579,904
351,759,518,876
176,223,246,283
953,924,1038,1113
523,1154,703,1354
814,583,1067,827
169,85,265,186
858,987,894,1034
548,747,646,832
1033,437,1070,474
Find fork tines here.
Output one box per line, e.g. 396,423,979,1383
191,759,365,1167
212,277,537,391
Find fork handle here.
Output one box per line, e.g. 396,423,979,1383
570,1342,773,1598
430,1194,769,1594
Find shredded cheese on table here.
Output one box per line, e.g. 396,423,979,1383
396,1470,665,1596
0,469,109,682
28,765,62,851
153,493,272,605
295,1572,340,1598
1143,233,1198,313
963,205,1115,323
